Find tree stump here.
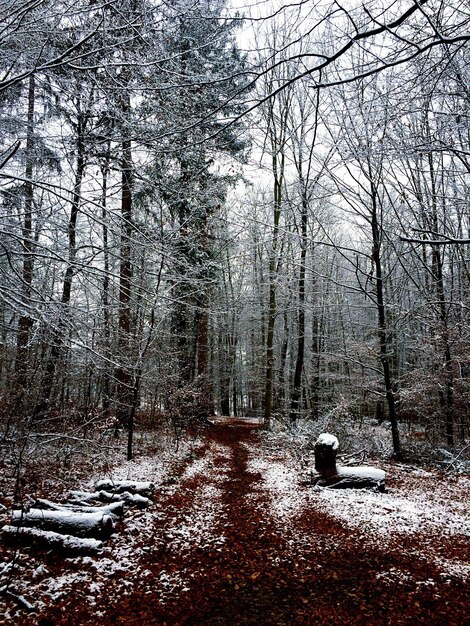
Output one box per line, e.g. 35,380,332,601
312,433,386,491
314,433,339,476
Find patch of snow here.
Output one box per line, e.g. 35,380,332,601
163,483,227,553
245,449,306,521
312,487,469,537
435,559,470,581
32,565,49,579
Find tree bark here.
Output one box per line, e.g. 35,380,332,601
11,508,114,539
2,525,103,554
33,100,86,419
115,93,134,431
15,74,36,400
369,169,401,459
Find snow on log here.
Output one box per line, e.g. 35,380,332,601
0,585,36,612
2,525,103,554
94,479,155,497
33,498,125,518
312,433,386,491
98,491,152,508
313,466,386,491
68,490,152,508
10,509,114,539
68,490,100,503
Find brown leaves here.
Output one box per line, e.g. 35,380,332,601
22,420,470,625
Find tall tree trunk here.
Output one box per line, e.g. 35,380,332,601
369,172,401,458
115,97,134,430
100,145,112,419
264,155,283,426
15,74,35,399
290,191,308,423
33,106,86,419
427,147,454,447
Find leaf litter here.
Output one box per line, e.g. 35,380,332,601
0,421,468,624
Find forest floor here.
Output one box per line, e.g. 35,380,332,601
1,417,469,625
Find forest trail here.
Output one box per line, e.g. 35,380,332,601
12,419,470,625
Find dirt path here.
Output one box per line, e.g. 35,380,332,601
11,420,470,625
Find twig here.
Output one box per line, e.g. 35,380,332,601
0,585,36,612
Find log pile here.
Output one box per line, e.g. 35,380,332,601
1,478,155,555
311,433,386,491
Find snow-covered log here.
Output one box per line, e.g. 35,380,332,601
312,433,386,491
312,466,386,491
98,491,152,508
69,490,152,508
33,498,124,518
11,509,114,539
2,525,103,554
68,490,101,503
94,479,155,497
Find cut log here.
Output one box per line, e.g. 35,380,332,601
312,465,386,491
11,509,114,539
98,491,152,508
68,490,101,503
94,479,155,497
2,525,103,554
68,490,151,508
33,498,124,518
0,585,36,612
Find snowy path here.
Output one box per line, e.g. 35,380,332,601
3,420,469,624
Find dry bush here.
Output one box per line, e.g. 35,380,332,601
166,375,214,432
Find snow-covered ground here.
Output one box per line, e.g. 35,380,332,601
244,440,470,583
1,426,469,622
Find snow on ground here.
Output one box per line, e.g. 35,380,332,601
245,452,304,521
69,439,230,607
312,480,470,538
243,439,470,582
2,426,469,622
162,482,227,554
0,434,209,617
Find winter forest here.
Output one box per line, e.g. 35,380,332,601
0,0,469,623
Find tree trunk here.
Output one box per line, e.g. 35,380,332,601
2,525,103,554
370,171,401,458
115,95,134,431
33,104,86,419
100,144,112,420
264,156,283,426
427,147,454,447
15,74,36,401
290,190,308,423
11,508,114,539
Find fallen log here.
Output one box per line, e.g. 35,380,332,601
2,525,103,554
312,433,386,491
99,490,152,508
94,479,155,497
69,490,152,508
33,498,124,518
312,465,386,491
11,509,114,539
68,490,100,503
